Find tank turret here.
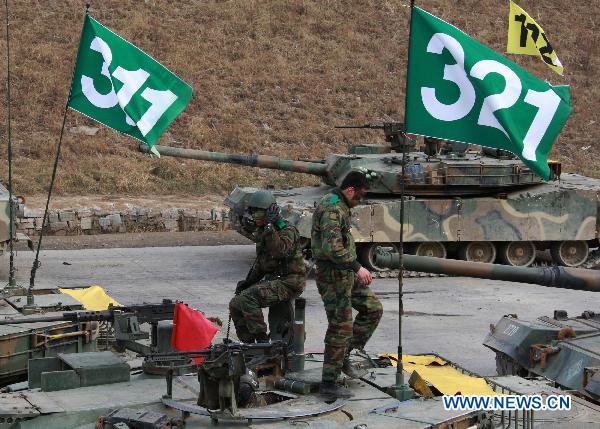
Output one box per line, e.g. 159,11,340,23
375,250,600,292
140,123,555,197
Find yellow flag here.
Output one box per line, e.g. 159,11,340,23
507,0,563,75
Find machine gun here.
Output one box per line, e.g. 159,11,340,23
0,299,176,326
335,122,412,151
151,340,288,422
0,299,215,374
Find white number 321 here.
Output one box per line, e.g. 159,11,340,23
420,32,561,162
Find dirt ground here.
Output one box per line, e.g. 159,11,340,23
23,230,252,251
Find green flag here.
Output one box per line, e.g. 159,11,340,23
405,7,571,180
68,15,192,149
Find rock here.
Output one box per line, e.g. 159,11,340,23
163,219,179,232
59,211,76,222
69,125,99,136
23,207,43,218
50,221,68,232
107,214,122,226
98,217,112,230
80,217,93,230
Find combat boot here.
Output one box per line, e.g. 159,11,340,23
342,354,367,379
318,382,354,399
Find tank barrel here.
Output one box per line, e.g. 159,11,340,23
140,144,329,176
375,251,600,292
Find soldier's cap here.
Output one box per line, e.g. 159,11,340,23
341,170,371,190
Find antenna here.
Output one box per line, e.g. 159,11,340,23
4,0,17,290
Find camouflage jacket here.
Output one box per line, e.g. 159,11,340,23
247,220,306,284
311,188,361,272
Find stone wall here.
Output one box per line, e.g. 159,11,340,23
15,205,231,236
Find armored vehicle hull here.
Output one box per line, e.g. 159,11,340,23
2,348,597,428
0,288,97,386
484,310,600,402
226,172,600,270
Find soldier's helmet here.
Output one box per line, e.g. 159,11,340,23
247,190,276,210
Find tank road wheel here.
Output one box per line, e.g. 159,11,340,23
498,241,536,267
550,240,589,267
358,243,398,272
413,242,447,259
458,242,496,263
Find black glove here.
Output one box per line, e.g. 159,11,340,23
235,280,250,295
266,203,281,225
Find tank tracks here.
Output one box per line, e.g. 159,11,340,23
583,248,600,269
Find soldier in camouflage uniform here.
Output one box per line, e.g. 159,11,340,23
311,171,383,399
229,190,306,343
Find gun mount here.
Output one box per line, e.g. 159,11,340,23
375,250,600,292
0,299,218,376
151,341,290,422
335,122,411,152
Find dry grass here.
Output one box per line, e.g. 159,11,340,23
0,0,597,196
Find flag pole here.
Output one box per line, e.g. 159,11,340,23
24,4,90,312
4,0,17,290
390,0,416,401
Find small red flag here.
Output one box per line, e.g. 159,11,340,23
171,303,218,364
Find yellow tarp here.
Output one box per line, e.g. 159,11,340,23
59,285,121,310
380,354,496,396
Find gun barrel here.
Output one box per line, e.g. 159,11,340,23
140,144,328,177
0,302,176,326
375,252,600,292
0,311,99,325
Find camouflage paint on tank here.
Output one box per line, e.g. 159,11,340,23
144,141,600,265
142,143,548,197
226,173,600,248
142,144,329,176
358,182,597,243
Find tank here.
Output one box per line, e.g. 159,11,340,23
376,250,600,402
484,310,600,402
0,287,192,387
2,256,600,427
139,124,600,271
2,293,599,428
0,286,97,386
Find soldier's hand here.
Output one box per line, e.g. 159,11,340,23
266,203,281,225
235,280,250,295
356,267,372,286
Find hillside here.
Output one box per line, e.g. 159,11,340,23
0,0,597,196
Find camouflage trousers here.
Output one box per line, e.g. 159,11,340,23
229,275,304,342
316,266,383,383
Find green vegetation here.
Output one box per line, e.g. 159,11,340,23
0,0,597,195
